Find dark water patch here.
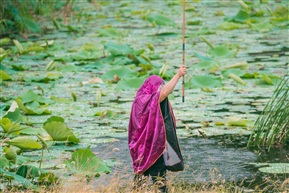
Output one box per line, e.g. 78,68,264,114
248,47,289,57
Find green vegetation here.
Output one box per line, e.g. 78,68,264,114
248,73,289,148
0,0,288,192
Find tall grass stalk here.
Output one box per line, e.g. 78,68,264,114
247,72,289,149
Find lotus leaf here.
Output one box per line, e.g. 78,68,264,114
0,168,36,189
0,156,10,168
0,38,10,46
116,76,147,90
5,136,42,150
103,42,134,56
12,64,29,71
219,22,242,30
43,121,80,143
259,163,289,174
0,70,12,81
99,27,123,37
0,118,12,133
4,146,17,164
65,148,111,177
251,22,272,32
100,66,138,81
16,165,45,179
146,13,176,27
208,45,236,58
222,69,246,77
187,75,223,89
225,10,250,23
16,99,51,115
0,53,7,62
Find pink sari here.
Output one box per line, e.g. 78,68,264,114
128,75,166,174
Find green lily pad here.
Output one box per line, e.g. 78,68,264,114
146,13,176,27
103,42,134,56
208,45,236,58
219,22,242,30
0,38,10,46
116,76,147,90
187,75,223,89
0,70,12,81
15,99,51,115
225,10,250,23
100,66,138,81
98,27,123,37
11,64,29,71
259,163,289,174
251,22,273,32
222,69,246,77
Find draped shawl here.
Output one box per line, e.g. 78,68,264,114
128,75,183,174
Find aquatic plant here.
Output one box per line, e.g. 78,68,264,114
247,72,289,148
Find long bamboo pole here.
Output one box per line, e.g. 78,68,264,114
182,0,186,103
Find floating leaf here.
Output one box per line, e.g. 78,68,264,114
116,76,147,90
71,92,77,101
0,70,12,81
4,146,17,164
261,74,274,85
13,40,24,54
65,148,111,177
46,60,56,71
227,117,250,127
146,13,176,27
15,99,51,115
11,64,28,71
3,105,22,122
98,27,122,37
222,69,246,77
228,73,246,85
0,53,7,62
251,22,272,32
101,66,138,81
43,116,65,126
187,75,223,89
103,42,133,56
0,118,12,133
16,165,45,179
43,121,80,143
223,61,249,70
219,22,242,30
187,19,202,25
208,45,236,58
0,168,36,189
5,136,42,150
259,163,289,174
225,10,250,23
0,38,10,46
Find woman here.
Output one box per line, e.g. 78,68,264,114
128,65,186,192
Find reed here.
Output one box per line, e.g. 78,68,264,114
247,72,289,149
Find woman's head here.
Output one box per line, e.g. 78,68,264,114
137,75,164,95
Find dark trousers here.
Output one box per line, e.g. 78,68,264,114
134,155,168,192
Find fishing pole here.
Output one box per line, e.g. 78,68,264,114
182,0,186,103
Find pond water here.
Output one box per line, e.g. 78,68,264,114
91,136,288,190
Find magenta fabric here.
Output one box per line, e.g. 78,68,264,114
128,75,168,174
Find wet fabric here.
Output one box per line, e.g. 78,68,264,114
128,75,184,174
